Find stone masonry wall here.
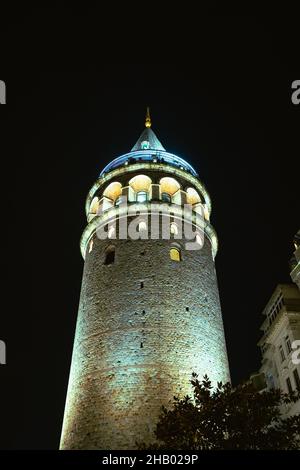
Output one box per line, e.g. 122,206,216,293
60,218,230,449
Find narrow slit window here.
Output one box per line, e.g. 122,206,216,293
104,246,115,265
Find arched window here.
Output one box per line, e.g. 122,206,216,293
160,177,180,201
104,246,115,265
170,247,181,262
170,222,178,235
103,182,122,202
141,140,150,149
129,174,152,203
129,175,152,193
90,197,100,215
138,221,147,232
186,187,201,205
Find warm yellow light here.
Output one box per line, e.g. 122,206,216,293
103,182,122,201
170,247,181,261
129,174,152,193
145,107,151,128
90,197,100,214
186,187,201,204
160,177,180,196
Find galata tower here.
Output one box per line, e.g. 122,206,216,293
60,109,230,450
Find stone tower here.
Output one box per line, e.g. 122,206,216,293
60,110,230,450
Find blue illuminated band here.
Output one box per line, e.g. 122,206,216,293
100,150,198,177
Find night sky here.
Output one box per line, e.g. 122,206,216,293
1,10,299,449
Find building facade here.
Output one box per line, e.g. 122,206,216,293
60,112,230,449
258,284,300,417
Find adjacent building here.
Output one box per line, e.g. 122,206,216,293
258,233,300,417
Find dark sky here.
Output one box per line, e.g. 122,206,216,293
0,10,299,449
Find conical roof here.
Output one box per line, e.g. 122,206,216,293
131,127,166,152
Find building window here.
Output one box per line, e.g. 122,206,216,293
162,192,171,203
136,191,148,203
129,174,152,194
90,197,100,215
186,187,201,205
104,246,115,265
293,369,300,390
103,181,122,202
141,140,150,149
160,177,180,198
286,377,293,394
170,247,181,262
279,345,285,362
285,335,292,354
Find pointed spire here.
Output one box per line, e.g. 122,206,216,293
145,107,151,128
131,108,166,152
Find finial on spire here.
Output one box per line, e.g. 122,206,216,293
145,107,151,128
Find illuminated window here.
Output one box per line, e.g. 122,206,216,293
170,222,178,235
129,174,152,193
138,221,147,232
160,177,180,199
141,140,150,149
104,246,115,265
170,247,181,262
88,239,94,253
103,182,122,202
162,192,171,203
90,197,100,214
136,191,148,203
186,187,201,204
